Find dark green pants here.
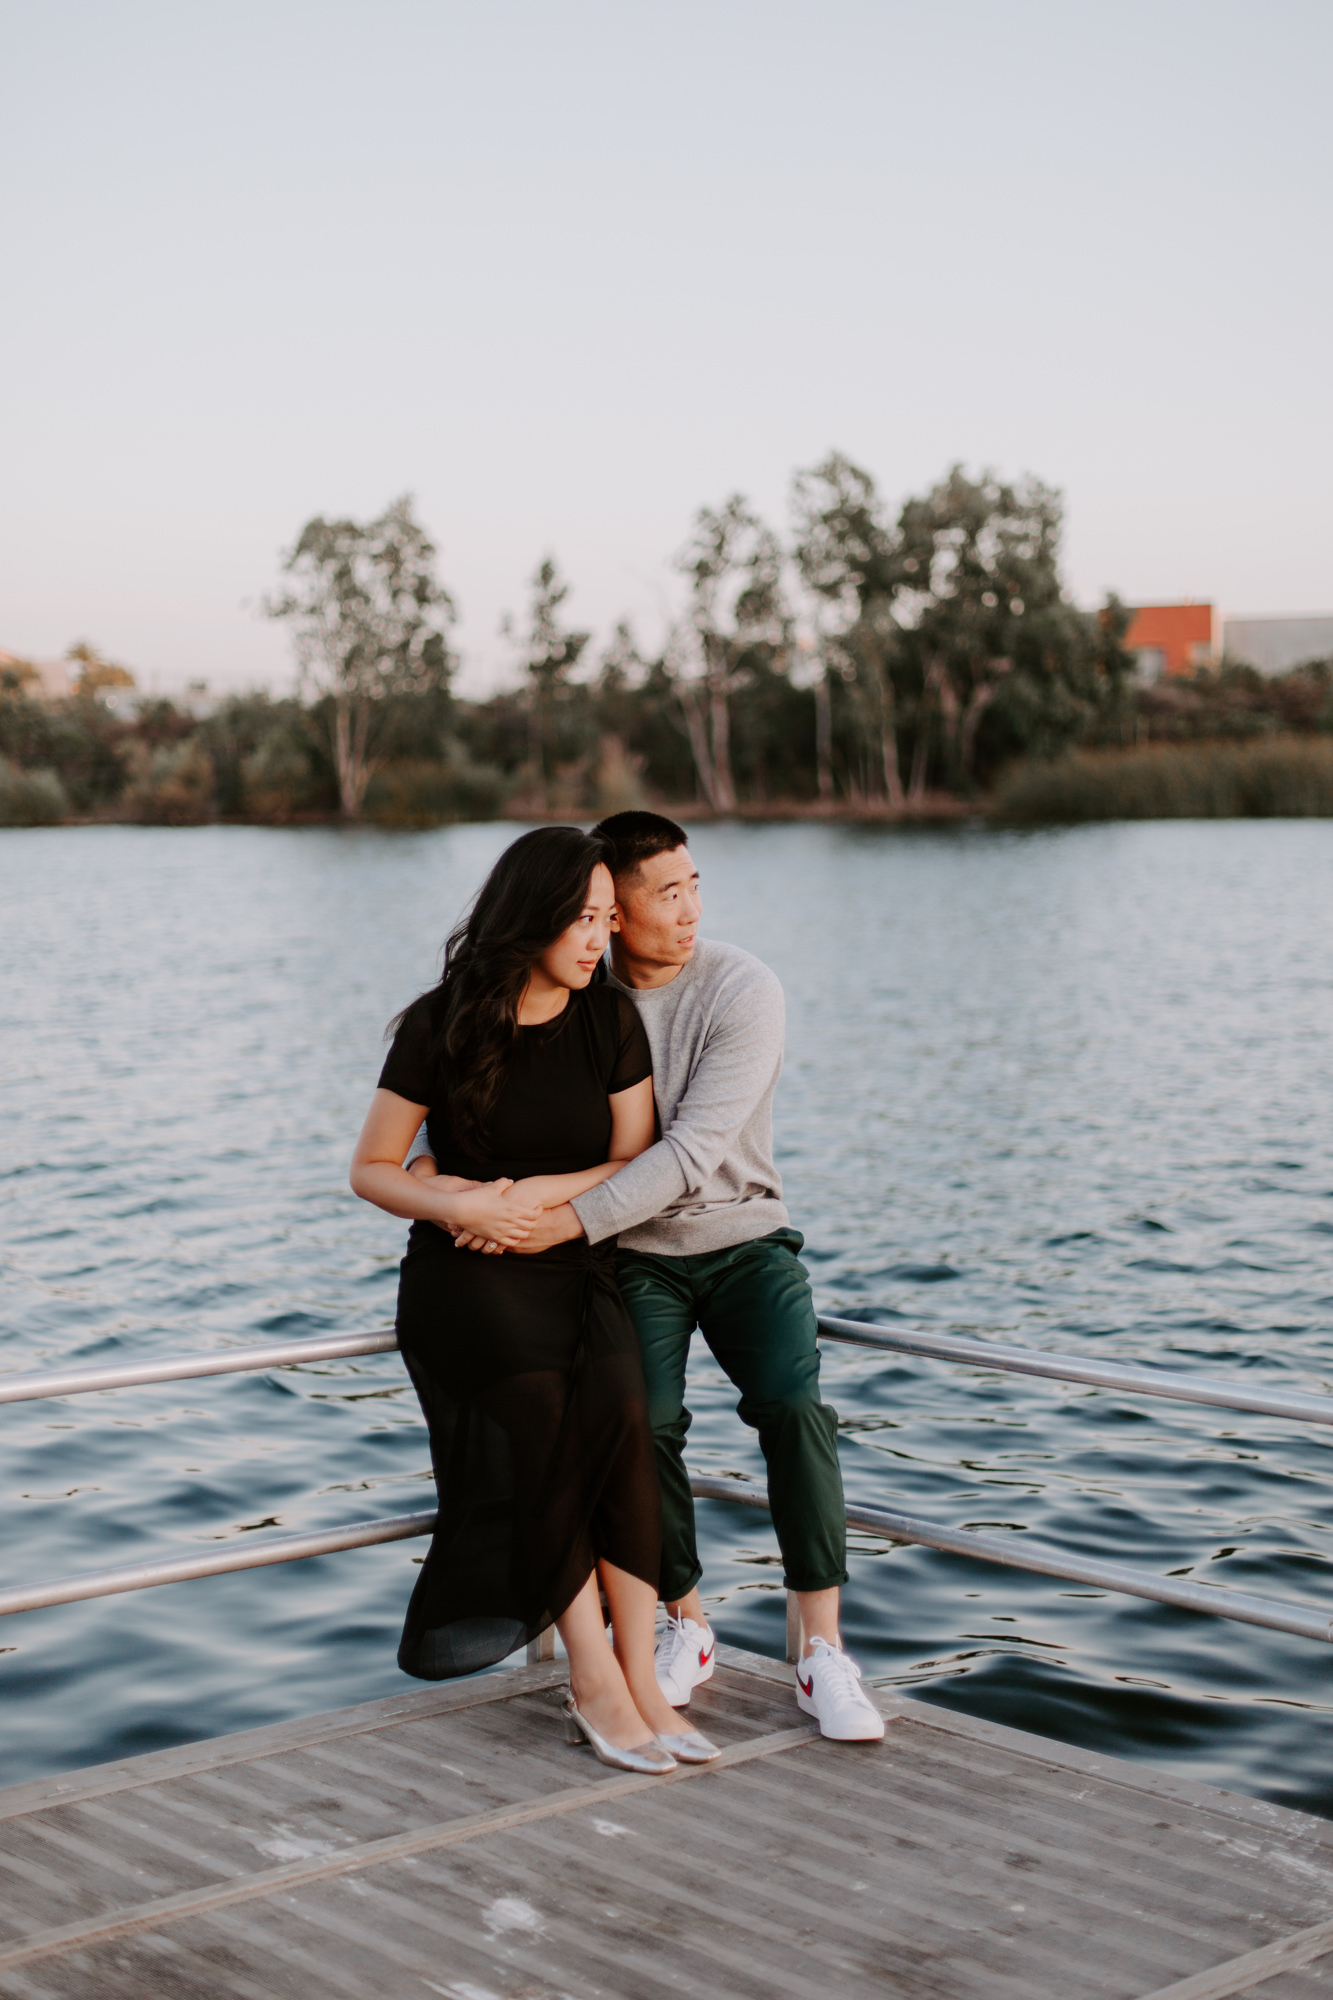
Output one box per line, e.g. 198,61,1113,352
615,1228,848,1601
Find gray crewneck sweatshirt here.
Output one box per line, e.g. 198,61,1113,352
570,937,789,1256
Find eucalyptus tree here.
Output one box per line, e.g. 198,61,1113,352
505,556,591,801
672,495,786,812
597,618,644,695
893,467,1132,794
266,496,456,818
790,453,905,808
592,619,646,752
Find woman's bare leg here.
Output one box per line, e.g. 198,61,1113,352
599,1560,689,1737
555,1572,659,1750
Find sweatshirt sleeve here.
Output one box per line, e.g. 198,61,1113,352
570,965,784,1245
570,1135,690,1245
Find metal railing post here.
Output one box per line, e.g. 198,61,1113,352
786,1591,802,1665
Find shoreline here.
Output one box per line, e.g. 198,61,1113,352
14,734,1333,830
20,792,983,832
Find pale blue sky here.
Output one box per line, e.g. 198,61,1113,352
3,0,1330,695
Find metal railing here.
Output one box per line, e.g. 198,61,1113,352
0,1509,439,1620
0,1330,401,1407
817,1314,1333,1428
3,1319,1332,1658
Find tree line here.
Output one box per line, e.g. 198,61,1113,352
3,456,1330,828
263,462,1138,821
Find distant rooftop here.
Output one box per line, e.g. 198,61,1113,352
0,650,74,699
1123,603,1215,680
1221,614,1333,676
1122,606,1333,680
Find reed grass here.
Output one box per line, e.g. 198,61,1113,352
0,757,69,826
362,754,506,828
995,736,1333,825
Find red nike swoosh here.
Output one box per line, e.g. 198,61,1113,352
798,1672,813,1697
699,1643,714,1668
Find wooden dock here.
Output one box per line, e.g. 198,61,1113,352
3,1645,1333,1999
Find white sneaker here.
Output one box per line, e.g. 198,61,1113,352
654,1612,716,1707
795,1637,886,1741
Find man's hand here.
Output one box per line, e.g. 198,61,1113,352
454,1203,584,1256
508,1203,586,1255
447,1181,560,1256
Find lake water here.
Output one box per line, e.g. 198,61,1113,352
3,820,1333,1813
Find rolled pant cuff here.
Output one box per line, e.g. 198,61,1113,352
660,1564,704,1605
782,1568,850,1593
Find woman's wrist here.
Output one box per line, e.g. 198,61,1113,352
432,1188,473,1229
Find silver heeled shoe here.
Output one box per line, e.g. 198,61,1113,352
562,1696,677,1774
653,1728,721,1764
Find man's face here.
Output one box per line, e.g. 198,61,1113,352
613,846,701,970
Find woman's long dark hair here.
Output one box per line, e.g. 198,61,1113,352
396,826,611,1156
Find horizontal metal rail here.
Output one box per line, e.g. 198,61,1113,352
0,1331,401,1407
689,1478,1333,1646
817,1315,1333,1429
4,1476,1332,1649
0,1509,438,1619
7,1320,1333,1433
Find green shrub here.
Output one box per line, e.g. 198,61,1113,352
0,689,130,809
239,727,334,822
995,736,1333,825
0,758,70,826
198,693,335,817
121,738,216,825
364,752,507,827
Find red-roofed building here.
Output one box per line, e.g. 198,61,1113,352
1124,603,1217,680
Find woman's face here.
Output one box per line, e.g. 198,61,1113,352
536,863,617,991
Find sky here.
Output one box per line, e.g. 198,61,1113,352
2,0,1330,698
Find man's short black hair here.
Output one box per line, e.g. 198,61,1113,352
593,810,689,883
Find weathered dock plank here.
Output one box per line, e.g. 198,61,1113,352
2,1646,1332,1998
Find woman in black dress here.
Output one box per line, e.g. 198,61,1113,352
350,827,714,1773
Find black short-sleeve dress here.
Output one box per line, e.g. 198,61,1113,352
378,979,661,1680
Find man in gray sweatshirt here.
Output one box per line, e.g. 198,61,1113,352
498,810,884,1742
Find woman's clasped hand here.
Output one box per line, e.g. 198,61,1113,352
448,1177,541,1252
406,1161,548,1254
